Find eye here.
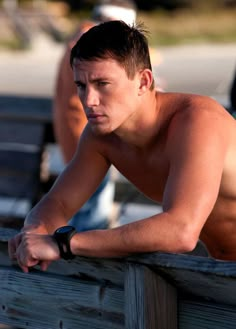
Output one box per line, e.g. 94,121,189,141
76,82,85,90
97,81,109,87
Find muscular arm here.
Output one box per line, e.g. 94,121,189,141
8,129,111,270
70,99,230,258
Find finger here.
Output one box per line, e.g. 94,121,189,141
16,252,29,273
40,260,51,271
15,244,38,272
19,264,29,273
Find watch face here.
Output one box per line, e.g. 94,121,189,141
54,226,76,260
56,226,74,234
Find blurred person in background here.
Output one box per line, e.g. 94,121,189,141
53,0,137,232
229,66,236,118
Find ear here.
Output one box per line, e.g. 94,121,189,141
138,69,153,95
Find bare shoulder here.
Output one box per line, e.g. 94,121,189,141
166,93,234,130
161,93,236,154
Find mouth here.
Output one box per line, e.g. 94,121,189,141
87,113,106,124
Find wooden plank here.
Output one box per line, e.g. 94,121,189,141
47,256,125,287
0,266,124,329
179,297,236,329
128,252,236,306
125,263,177,329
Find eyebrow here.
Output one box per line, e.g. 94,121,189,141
74,77,109,85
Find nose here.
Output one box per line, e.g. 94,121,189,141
83,87,99,108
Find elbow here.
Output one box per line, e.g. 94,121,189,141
174,226,200,254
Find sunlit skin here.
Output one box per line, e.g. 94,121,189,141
73,58,155,137
8,57,236,273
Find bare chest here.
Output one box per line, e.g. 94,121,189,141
108,144,169,203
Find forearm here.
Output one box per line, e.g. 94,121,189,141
24,194,69,234
70,213,198,258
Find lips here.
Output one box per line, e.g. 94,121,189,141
87,113,105,123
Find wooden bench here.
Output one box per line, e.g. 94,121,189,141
0,116,47,229
0,95,57,207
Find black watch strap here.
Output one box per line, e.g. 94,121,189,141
53,226,76,260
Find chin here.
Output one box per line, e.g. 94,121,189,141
91,125,111,136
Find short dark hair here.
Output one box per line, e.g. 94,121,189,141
70,20,153,86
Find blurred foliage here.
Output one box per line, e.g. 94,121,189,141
58,0,236,11
0,0,235,49
1,0,236,10
67,4,236,46
138,7,236,46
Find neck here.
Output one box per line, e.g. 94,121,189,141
115,90,162,148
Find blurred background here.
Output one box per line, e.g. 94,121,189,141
0,0,236,104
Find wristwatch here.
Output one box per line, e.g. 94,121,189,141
53,225,76,260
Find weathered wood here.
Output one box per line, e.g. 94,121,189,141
125,263,177,329
1,250,236,329
0,266,124,329
128,252,236,306
47,256,125,287
179,297,236,329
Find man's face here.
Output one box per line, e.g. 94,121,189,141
73,58,141,135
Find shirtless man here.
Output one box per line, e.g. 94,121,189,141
9,21,236,272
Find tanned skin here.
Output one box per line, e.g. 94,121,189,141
8,49,236,273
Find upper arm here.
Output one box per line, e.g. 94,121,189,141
163,100,229,234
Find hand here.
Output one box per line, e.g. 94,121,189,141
8,225,47,263
9,232,60,273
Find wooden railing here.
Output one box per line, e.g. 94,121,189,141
1,231,236,329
